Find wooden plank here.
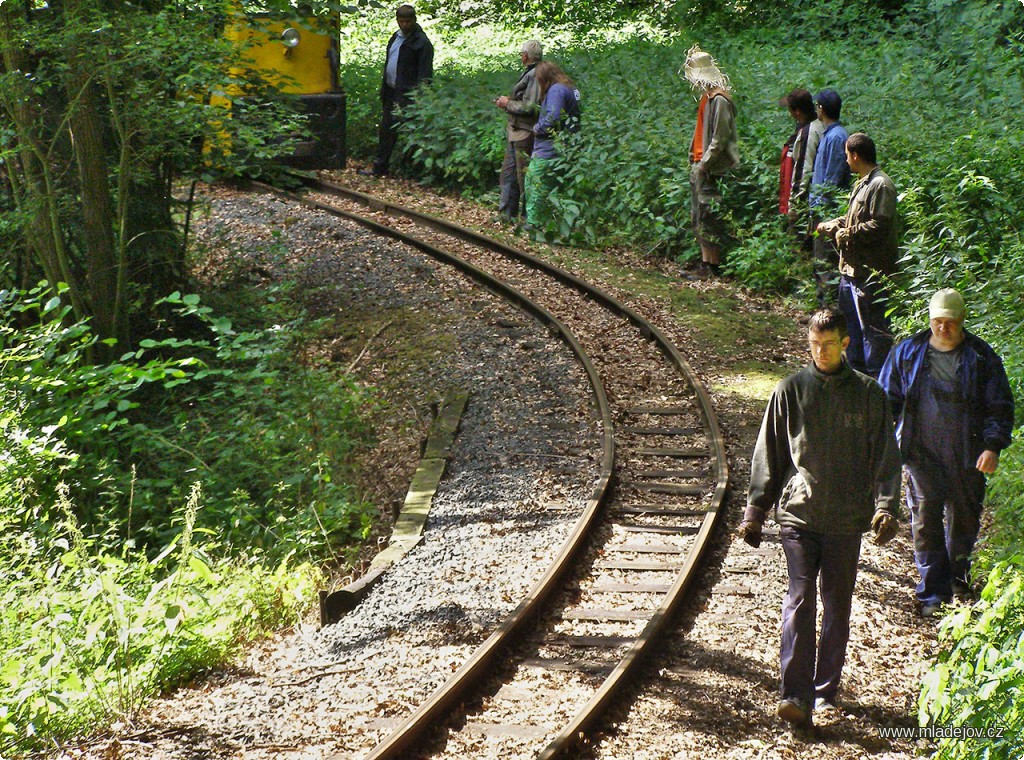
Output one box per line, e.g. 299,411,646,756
595,560,679,571
634,447,707,458
631,468,706,479
623,481,706,495
611,542,687,554
590,581,673,593
520,657,615,674
320,390,467,626
561,608,651,621
616,523,699,535
713,585,753,596
546,635,635,648
621,426,701,436
422,391,469,460
542,421,578,431
626,405,692,416
389,458,447,535
614,505,708,518
463,722,551,739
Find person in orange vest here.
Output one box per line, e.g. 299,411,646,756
683,45,739,279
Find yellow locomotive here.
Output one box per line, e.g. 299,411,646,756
220,6,346,169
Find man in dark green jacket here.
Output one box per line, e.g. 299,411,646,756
739,308,901,730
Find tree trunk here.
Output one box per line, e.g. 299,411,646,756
64,0,123,351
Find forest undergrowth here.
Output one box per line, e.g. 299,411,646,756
1,0,1022,756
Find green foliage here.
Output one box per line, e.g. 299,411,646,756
0,0,323,345
416,0,664,29
0,281,367,753
723,215,811,293
402,76,508,189
919,489,1024,759
0,483,319,755
0,284,375,562
0,284,205,515
346,5,1024,301
122,290,376,558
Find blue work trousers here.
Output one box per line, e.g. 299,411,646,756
906,462,986,604
838,275,893,378
780,526,862,706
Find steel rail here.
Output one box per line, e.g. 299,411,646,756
253,181,617,760
265,178,729,759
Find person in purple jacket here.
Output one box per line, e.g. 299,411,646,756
523,61,580,231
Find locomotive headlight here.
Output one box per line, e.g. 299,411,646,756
281,28,301,49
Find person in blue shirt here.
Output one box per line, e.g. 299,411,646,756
808,89,850,305
878,289,1015,618
523,61,580,232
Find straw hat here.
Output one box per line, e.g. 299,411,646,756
681,45,730,90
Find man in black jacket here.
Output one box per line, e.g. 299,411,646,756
739,308,901,730
361,5,433,177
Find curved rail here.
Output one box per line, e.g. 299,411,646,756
254,180,617,758
261,178,729,759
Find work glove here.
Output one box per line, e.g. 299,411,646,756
737,520,763,548
871,511,898,546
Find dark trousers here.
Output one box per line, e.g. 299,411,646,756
812,227,839,306
780,526,862,706
498,135,533,219
906,462,986,604
689,163,728,249
373,87,411,175
838,275,893,378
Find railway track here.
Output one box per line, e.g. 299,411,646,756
260,177,729,759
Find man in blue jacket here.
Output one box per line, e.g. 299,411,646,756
808,89,850,305
361,5,433,177
878,289,1015,617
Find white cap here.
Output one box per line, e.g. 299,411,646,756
929,288,966,320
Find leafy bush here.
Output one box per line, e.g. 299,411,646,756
402,75,508,190
1,285,375,562
0,483,319,756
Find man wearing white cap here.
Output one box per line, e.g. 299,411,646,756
878,289,1015,617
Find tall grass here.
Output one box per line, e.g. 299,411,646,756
0,282,370,754
0,482,319,755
